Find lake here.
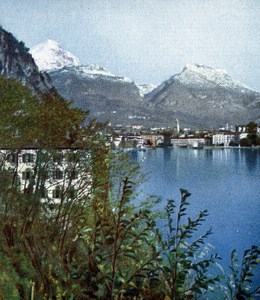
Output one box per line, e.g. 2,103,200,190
130,147,260,294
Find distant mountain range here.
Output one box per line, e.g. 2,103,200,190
1,29,259,128
30,39,259,128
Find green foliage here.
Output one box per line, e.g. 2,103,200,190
0,75,37,147
240,138,253,147
0,255,21,299
227,246,260,299
77,153,157,299
246,122,257,135
34,93,87,148
0,75,87,148
152,189,221,299
240,121,260,147
0,153,259,299
0,148,95,299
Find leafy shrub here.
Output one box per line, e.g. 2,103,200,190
151,189,221,299
226,246,260,299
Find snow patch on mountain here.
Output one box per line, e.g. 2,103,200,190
138,84,158,97
59,65,133,83
75,64,114,77
30,39,80,71
174,64,250,91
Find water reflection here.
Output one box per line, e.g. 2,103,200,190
130,148,138,161
131,147,260,174
200,148,260,173
240,148,259,171
163,148,171,162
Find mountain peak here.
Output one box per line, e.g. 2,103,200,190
43,39,60,48
30,40,80,71
175,63,249,90
183,63,227,75
146,64,260,127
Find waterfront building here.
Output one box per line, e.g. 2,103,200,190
212,134,235,146
171,138,206,147
141,134,164,147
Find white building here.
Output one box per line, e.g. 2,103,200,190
0,148,92,203
171,138,206,147
212,134,235,146
239,133,248,140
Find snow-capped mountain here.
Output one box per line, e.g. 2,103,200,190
30,39,151,125
49,62,260,127
173,64,251,91
29,38,260,127
31,39,133,82
146,64,260,127
71,64,114,77
30,39,80,71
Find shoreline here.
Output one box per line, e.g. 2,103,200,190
122,145,260,151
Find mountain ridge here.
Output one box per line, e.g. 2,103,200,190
30,39,149,96
30,39,260,128
146,64,260,127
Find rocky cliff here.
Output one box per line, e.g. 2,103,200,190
0,27,56,97
49,65,152,124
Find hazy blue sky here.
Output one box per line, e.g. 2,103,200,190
1,0,259,90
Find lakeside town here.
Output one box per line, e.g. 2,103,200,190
107,121,260,149
1,120,258,206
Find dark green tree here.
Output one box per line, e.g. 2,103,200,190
246,121,259,146
0,75,87,148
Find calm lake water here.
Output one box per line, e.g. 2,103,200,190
130,147,260,292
